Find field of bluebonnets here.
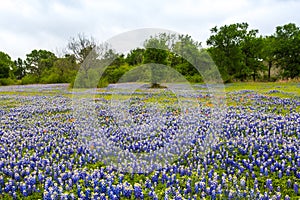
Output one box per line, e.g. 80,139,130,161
0,82,299,200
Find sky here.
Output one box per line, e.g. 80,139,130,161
1,0,300,60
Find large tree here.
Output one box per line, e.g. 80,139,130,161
126,48,145,66
67,33,97,64
142,33,204,84
143,33,174,86
24,49,57,79
261,36,277,81
207,22,261,82
0,51,14,79
143,34,171,65
14,58,26,80
172,34,202,77
241,31,264,81
273,23,300,79
41,54,79,83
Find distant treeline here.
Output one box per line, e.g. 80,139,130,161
1,22,300,86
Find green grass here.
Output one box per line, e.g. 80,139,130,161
225,82,300,96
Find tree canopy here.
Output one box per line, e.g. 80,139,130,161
0,51,14,79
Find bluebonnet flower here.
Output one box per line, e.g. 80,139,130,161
287,179,292,188
0,84,300,199
122,182,133,198
134,183,143,199
294,182,298,195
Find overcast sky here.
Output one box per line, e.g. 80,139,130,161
1,0,300,60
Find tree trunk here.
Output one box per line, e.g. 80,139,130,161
268,61,272,81
253,72,256,82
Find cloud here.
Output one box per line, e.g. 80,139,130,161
222,0,300,35
0,0,300,60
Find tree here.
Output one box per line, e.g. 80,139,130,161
273,23,300,79
67,33,96,64
143,41,169,65
172,34,202,78
261,36,277,81
126,48,145,66
142,33,204,84
143,33,179,65
100,52,128,84
14,58,26,80
41,54,79,83
0,51,14,79
207,22,256,82
24,49,57,79
72,41,119,88
241,31,264,81
143,33,173,86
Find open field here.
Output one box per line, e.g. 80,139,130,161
0,83,299,199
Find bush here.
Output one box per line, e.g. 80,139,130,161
21,74,39,85
186,74,203,83
0,78,15,86
40,73,60,84
97,77,109,88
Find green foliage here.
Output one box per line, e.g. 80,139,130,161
143,33,175,66
40,69,60,83
241,33,264,81
126,48,145,65
0,78,15,86
173,34,201,65
261,36,277,80
101,64,130,84
0,51,15,79
97,77,109,88
21,74,39,84
273,23,300,79
20,52,78,84
14,58,26,79
50,55,79,83
1,23,300,87
185,74,203,83
24,49,57,79
207,23,263,82
143,48,169,65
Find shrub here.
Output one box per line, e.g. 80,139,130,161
0,78,15,86
97,77,109,88
21,74,39,85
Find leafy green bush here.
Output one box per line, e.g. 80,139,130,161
186,74,203,83
97,77,109,88
21,74,39,85
0,78,16,86
40,72,60,84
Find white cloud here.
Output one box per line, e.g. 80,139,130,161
0,0,300,60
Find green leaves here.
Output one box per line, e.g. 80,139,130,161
24,49,57,78
1,23,300,87
207,23,265,82
0,51,14,79
273,23,300,79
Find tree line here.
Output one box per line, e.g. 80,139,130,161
0,22,300,86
